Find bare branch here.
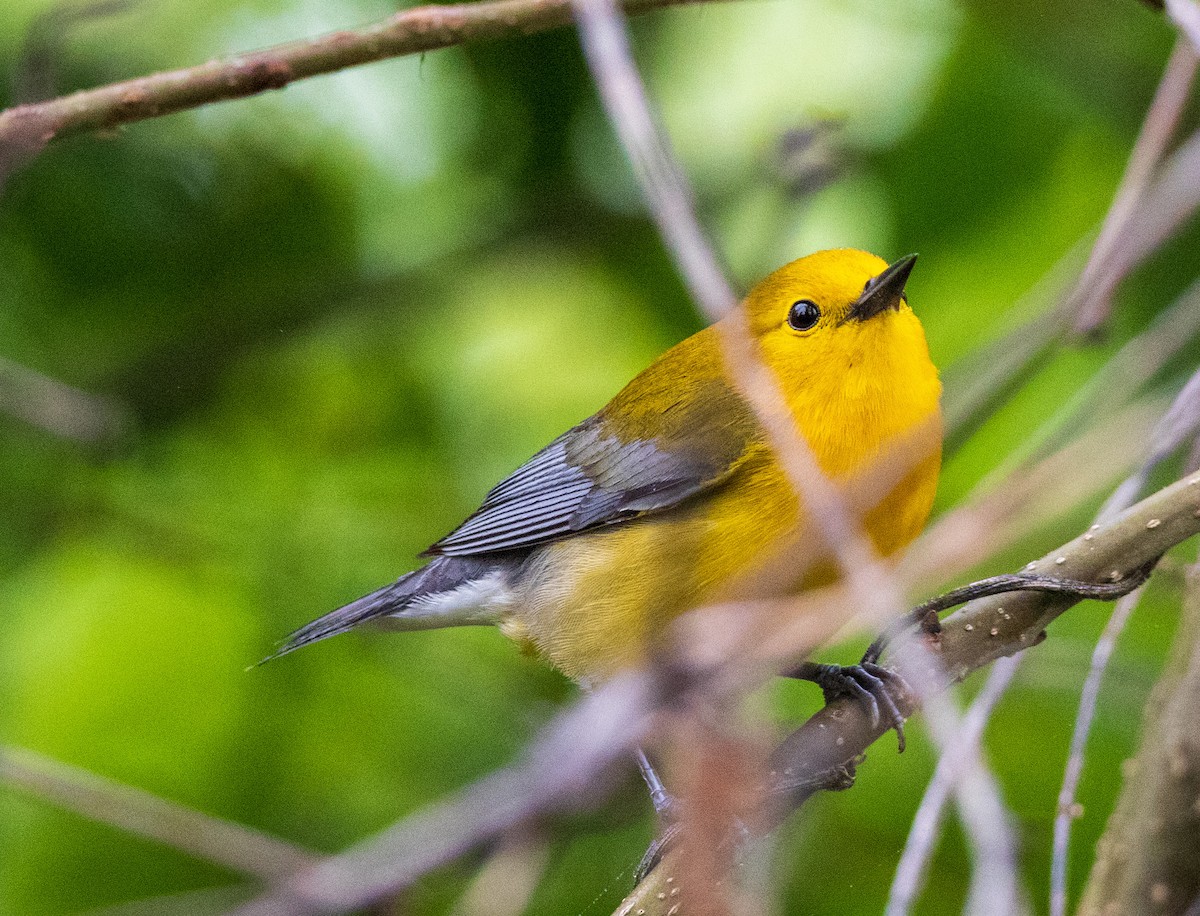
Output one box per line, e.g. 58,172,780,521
1071,37,1198,335
570,0,736,320
1082,122,1200,317
885,654,1021,916
0,0,716,174
230,675,649,916
0,746,315,882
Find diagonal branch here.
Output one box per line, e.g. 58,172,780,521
229,676,650,916
0,0,720,185
1070,36,1198,335
0,746,316,882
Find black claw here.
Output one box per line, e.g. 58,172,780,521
834,668,880,727
791,662,910,753
862,663,908,753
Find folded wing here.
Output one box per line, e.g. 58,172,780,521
426,384,755,557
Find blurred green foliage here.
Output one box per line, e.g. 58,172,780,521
0,0,1197,912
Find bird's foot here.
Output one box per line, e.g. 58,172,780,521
787,661,910,753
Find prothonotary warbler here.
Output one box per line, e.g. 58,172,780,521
272,248,942,735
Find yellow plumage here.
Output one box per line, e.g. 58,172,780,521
277,248,942,684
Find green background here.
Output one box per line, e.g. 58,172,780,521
1,0,1198,912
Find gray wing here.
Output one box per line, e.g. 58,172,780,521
424,414,750,557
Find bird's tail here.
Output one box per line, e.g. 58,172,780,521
260,555,506,665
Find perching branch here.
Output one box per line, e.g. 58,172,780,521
616,472,1200,916
0,0,716,183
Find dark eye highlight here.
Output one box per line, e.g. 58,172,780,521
787,299,821,331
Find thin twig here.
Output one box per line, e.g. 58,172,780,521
1084,122,1200,314
0,746,316,881
569,0,735,320
1166,0,1200,52
1099,362,1200,519
885,654,1021,916
1071,37,1199,335
1049,586,1146,916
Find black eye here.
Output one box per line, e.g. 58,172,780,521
787,299,821,331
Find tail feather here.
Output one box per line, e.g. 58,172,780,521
261,555,507,665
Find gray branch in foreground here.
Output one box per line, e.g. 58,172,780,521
0,746,316,882
228,675,651,916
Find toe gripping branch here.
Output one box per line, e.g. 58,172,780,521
788,557,1160,755
860,557,1161,667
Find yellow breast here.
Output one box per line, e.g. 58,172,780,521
502,249,942,681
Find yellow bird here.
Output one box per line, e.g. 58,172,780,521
274,248,941,741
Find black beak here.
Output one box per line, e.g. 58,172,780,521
845,254,917,323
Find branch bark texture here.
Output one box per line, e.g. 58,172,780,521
0,0,706,162
1076,566,1200,916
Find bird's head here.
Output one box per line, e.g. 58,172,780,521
739,248,934,404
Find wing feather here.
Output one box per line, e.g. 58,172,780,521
425,347,758,557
